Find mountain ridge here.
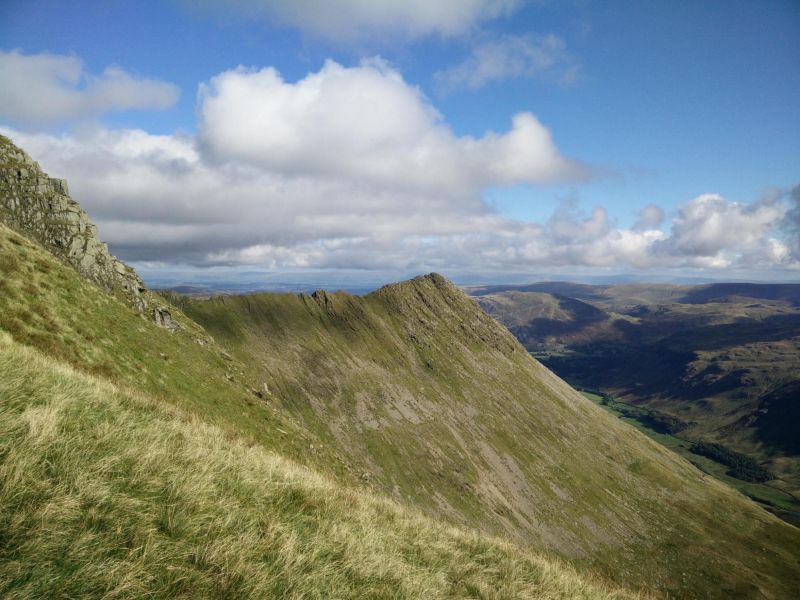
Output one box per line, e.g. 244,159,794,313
176,273,800,597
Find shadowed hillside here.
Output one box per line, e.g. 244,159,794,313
679,283,800,306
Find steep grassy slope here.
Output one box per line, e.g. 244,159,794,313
0,223,345,480
0,332,634,599
175,280,800,598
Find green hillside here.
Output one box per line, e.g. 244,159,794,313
0,331,634,599
2,219,800,597
3,219,800,597
175,279,800,598
0,223,338,476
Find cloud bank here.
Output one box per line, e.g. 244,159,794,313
198,59,588,191
1,57,796,276
0,49,179,125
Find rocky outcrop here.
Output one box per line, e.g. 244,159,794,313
0,134,156,316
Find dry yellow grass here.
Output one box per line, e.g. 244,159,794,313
0,332,636,599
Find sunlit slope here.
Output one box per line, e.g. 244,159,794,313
0,332,636,600
178,277,800,599
0,223,342,477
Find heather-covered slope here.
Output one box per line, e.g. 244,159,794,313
176,278,800,598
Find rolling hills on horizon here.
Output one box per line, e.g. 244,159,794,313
2,134,800,598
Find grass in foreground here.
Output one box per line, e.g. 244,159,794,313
0,333,634,599
0,223,347,483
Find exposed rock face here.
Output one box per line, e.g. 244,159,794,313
152,306,175,328
0,135,150,313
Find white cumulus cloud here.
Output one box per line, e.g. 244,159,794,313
2,126,504,263
198,59,589,191
2,57,797,277
654,193,788,266
0,49,179,125
6,121,795,275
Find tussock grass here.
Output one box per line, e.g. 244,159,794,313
0,333,633,599
0,223,340,482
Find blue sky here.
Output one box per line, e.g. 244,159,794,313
1,0,798,284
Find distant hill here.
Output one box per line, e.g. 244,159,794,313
679,283,800,306
470,281,609,301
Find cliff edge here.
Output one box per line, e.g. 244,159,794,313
0,134,152,314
